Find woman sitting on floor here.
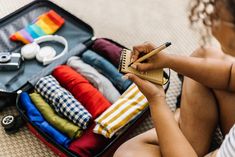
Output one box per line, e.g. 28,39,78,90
114,0,235,156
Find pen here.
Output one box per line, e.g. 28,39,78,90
128,42,171,67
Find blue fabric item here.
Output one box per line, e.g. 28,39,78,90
20,92,71,148
82,50,132,93
35,75,91,129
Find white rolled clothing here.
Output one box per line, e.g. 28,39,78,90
67,56,121,103
217,124,235,157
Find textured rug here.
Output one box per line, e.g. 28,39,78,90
0,0,211,156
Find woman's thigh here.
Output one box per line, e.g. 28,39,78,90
113,128,161,157
186,46,235,135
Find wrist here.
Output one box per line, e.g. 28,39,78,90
164,54,174,68
148,95,166,105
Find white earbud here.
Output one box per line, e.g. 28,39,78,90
20,35,68,65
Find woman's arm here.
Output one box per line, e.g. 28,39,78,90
125,73,198,157
150,97,198,157
131,42,235,91
166,55,235,91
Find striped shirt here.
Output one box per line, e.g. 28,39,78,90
217,124,235,157
93,83,148,138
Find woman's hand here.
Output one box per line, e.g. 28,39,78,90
124,73,165,104
131,42,170,71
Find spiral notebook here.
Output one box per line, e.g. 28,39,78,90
118,49,164,85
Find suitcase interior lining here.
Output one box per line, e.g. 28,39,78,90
0,1,93,93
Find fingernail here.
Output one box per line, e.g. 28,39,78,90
130,58,134,63
131,64,137,69
122,75,129,80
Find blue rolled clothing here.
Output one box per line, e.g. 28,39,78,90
19,92,71,148
81,50,132,93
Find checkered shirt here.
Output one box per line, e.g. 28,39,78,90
35,75,92,129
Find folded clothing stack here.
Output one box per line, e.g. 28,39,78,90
52,65,112,118
82,50,132,93
93,83,148,138
30,92,83,139
35,75,92,129
20,92,71,147
67,56,121,104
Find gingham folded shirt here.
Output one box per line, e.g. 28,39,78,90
35,75,92,129
93,83,148,138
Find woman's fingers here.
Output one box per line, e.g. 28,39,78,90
131,62,157,71
131,42,157,62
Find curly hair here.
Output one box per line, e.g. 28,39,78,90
189,0,235,44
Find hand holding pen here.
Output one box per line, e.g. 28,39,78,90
129,42,171,71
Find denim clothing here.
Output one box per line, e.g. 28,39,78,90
67,56,120,103
20,92,71,147
81,50,132,93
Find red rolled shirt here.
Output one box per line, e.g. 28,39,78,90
52,65,111,118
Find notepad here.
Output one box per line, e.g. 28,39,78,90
118,49,164,85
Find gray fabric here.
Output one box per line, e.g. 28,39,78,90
0,5,93,92
67,56,121,103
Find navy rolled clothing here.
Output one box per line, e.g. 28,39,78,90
81,50,132,93
19,92,71,148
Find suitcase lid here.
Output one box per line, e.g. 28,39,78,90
0,0,94,93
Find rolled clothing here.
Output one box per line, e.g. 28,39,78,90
92,38,122,67
69,123,110,157
20,92,71,147
35,75,91,129
52,65,111,118
81,50,132,93
30,92,83,139
67,56,120,103
93,83,148,138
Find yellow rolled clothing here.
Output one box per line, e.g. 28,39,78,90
30,92,83,139
93,83,148,138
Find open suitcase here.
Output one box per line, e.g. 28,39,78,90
0,1,170,156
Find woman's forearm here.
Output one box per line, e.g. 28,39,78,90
166,55,234,90
149,98,198,157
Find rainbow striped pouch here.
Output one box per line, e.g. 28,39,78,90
10,10,64,44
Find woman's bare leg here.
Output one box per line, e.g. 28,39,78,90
213,90,235,134
180,47,235,157
180,77,218,157
179,47,221,157
114,109,181,157
114,128,161,157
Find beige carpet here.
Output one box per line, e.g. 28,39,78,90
0,0,214,156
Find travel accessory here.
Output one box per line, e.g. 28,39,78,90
21,35,68,65
10,10,64,44
0,52,22,70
